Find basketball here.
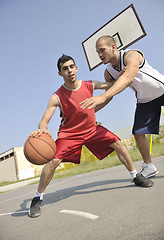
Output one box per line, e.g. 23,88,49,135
24,133,56,165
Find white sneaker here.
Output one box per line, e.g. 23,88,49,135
140,163,159,178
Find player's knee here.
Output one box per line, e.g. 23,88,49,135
111,140,124,150
134,134,145,141
48,158,62,170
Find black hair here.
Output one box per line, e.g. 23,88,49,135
57,54,76,72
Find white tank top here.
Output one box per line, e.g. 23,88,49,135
106,49,164,103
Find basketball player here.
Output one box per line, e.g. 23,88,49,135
81,35,164,178
28,54,153,218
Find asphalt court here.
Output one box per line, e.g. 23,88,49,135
0,156,164,240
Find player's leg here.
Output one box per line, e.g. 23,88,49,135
110,139,137,178
134,134,158,178
29,158,62,218
110,140,135,171
110,139,154,187
132,98,161,178
134,134,151,164
38,159,62,193
29,136,84,218
85,125,153,187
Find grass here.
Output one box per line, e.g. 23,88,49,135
50,141,164,181
1,142,164,187
0,175,40,187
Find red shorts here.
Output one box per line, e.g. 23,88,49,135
54,125,120,164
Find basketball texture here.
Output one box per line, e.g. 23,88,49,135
24,133,56,165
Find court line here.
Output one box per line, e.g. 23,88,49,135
0,210,28,216
0,174,99,218
0,209,99,219
60,209,99,220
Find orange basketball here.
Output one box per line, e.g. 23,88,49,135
24,133,56,165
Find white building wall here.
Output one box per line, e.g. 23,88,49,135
14,147,34,180
0,156,17,182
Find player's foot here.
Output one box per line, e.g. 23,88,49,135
140,163,159,178
133,173,154,187
28,196,42,218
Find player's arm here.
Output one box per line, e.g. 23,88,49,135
93,70,114,112
104,50,141,96
81,51,141,109
29,94,59,137
93,80,111,90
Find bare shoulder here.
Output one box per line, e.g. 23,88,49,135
124,50,143,64
48,93,60,107
124,50,143,65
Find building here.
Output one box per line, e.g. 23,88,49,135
0,147,66,183
0,147,35,182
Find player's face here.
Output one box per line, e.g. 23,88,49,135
96,40,114,64
59,60,78,82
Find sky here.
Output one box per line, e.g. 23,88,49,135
0,0,164,154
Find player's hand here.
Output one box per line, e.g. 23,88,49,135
29,129,52,138
80,95,106,109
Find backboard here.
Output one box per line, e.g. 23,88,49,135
82,4,146,71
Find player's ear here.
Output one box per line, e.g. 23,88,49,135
58,71,62,76
112,44,116,49
112,44,117,54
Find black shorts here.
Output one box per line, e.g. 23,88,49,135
132,94,164,135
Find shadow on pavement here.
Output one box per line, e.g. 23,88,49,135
11,178,134,217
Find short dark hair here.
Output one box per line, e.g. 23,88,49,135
57,54,76,72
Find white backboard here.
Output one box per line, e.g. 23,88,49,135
82,4,146,71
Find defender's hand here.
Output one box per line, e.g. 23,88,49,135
80,95,106,109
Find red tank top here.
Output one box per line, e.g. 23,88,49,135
54,80,96,138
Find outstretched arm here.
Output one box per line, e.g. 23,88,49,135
92,80,112,90
93,70,114,112
81,51,142,109
29,94,59,137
